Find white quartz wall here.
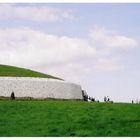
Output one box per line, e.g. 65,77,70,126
0,77,83,99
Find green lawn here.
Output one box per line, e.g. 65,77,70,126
0,65,61,80
0,100,140,137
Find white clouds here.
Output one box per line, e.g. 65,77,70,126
0,27,97,83
0,27,96,70
0,4,74,22
46,63,93,83
0,26,138,83
89,26,138,49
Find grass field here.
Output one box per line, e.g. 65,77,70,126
0,65,61,80
0,100,140,137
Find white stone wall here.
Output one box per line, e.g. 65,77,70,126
0,77,83,99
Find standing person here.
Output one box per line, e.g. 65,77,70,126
107,97,110,102
106,96,109,102
132,100,134,104
11,91,15,100
104,96,107,102
91,98,95,102
89,96,91,101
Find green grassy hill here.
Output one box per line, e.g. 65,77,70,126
0,100,140,136
0,64,61,80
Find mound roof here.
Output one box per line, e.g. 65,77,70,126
0,65,61,80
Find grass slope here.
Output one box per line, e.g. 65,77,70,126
0,100,140,136
0,65,61,80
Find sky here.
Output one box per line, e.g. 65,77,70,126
0,3,140,102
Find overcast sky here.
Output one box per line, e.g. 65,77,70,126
0,3,140,102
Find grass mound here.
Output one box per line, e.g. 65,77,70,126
0,100,140,136
0,64,61,80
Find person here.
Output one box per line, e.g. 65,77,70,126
91,98,95,102
88,96,91,101
107,97,110,102
132,100,134,104
82,90,88,101
11,91,15,100
104,96,107,102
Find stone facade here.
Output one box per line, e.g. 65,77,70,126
0,77,83,99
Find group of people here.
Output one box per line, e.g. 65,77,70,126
132,99,140,104
104,96,110,102
88,96,99,102
82,90,113,103
104,96,113,103
9,90,139,104
88,96,113,103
